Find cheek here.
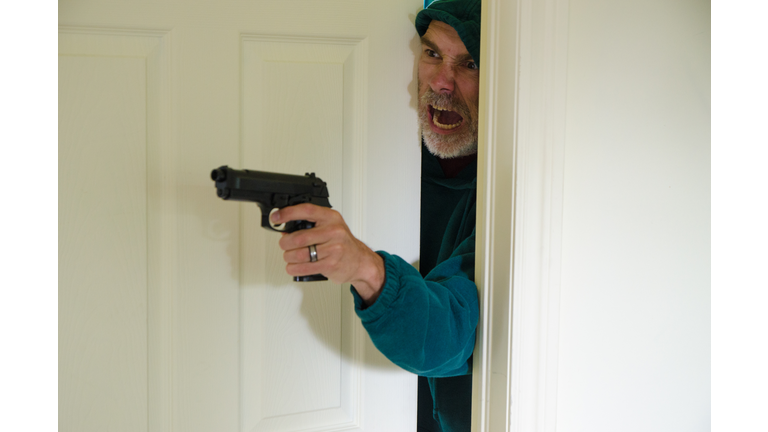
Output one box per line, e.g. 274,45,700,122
418,62,436,90
457,77,480,106
417,79,430,100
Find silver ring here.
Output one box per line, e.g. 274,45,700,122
308,244,318,262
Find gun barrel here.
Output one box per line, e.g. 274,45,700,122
211,165,331,208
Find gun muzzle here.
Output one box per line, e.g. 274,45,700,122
211,168,231,198
210,167,227,182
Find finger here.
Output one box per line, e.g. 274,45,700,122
278,224,334,251
283,244,320,264
285,262,325,278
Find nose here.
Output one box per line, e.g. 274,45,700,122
430,62,455,95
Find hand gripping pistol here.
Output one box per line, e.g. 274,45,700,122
211,165,332,282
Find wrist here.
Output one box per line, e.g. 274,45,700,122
351,250,386,306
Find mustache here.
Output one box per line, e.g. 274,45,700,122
419,87,473,121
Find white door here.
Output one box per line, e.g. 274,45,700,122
59,1,422,431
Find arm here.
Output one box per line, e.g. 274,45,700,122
273,203,479,377
352,232,478,377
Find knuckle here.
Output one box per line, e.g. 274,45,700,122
291,231,308,246
328,255,341,268
328,225,346,238
305,203,322,218
296,203,312,216
328,243,343,256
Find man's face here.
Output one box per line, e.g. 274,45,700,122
418,20,480,159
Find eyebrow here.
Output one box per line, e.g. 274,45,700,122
421,35,475,63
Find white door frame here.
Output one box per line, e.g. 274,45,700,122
472,0,570,430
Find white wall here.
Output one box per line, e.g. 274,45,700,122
557,0,710,431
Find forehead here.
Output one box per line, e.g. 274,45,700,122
421,20,470,56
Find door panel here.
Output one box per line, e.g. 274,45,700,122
59,29,171,432
59,1,421,431
240,35,360,431
59,52,149,432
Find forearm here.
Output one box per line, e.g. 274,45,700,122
352,250,479,376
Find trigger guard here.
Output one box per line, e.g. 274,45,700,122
268,208,286,231
257,203,315,233
260,209,286,233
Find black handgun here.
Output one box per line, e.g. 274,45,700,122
211,165,332,282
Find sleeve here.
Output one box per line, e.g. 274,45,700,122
350,231,478,377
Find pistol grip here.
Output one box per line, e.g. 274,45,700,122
289,221,327,282
285,220,314,232
294,274,328,282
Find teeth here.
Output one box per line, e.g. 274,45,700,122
432,108,462,130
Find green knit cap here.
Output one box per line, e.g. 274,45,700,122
415,0,482,67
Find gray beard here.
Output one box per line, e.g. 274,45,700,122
418,87,478,159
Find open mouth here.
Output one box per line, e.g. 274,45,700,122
429,104,464,130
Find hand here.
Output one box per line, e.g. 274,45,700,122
271,203,386,305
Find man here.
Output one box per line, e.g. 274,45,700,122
271,0,481,430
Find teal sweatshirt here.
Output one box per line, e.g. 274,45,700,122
351,145,478,431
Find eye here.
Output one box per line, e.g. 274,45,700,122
467,61,478,70
425,48,439,58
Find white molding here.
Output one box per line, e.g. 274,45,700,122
472,0,569,430
146,30,177,432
